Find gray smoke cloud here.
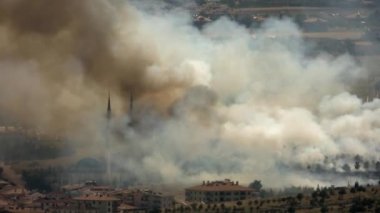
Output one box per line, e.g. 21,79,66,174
0,0,379,188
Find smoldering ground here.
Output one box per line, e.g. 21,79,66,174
0,0,379,188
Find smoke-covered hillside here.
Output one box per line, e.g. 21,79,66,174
0,0,378,188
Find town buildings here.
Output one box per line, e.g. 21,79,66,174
0,179,174,213
73,193,120,213
113,189,174,211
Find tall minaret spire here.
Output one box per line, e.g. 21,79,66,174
129,90,133,116
105,91,112,184
107,91,112,120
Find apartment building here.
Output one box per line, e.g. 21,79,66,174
185,179,255,203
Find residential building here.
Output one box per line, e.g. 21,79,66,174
185,179,255,203
118,203,146,213
73,193,120,213
114,189,174,211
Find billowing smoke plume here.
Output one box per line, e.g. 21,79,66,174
0,0,379,188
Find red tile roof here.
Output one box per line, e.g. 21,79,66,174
73,194,120,201
118,203,141,210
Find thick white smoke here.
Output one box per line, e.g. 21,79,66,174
104,2,380,188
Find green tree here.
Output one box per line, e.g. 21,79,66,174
342,164,351,173
296,193,304,201
338,188,346,195
355,161,360,171
320,205,328,213
354,181,359,189
198,204,203,211
249,180,263,191
287,205,296,213
338,188,346,200
364,161,370,170
376,161,380,171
